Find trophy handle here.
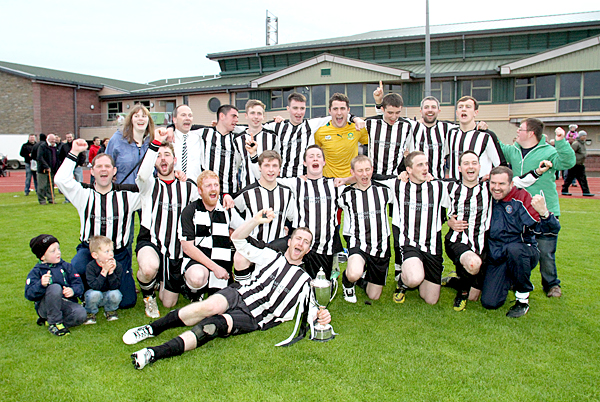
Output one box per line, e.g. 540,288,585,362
330,277,338,304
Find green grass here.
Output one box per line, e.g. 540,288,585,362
1,192,599,401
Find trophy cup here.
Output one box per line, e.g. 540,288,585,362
310,268,336,342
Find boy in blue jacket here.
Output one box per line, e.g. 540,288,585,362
25,235,87,336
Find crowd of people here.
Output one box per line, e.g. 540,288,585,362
23,85,577,370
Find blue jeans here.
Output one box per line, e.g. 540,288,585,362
84,289,122,314
25,164,37,194
73,166,84,183
536,233,560,292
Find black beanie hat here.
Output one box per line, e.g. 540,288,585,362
30,234,59,259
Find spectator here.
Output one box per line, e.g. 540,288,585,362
36,134,60,205
562,130,594,197
20,134,37,196
88,137,101,165
99,137,110,154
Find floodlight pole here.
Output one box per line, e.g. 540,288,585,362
424,0,431,96
266,10,278,46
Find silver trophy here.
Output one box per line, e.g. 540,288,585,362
310,268,336,342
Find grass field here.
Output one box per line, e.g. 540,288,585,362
1,191,599,402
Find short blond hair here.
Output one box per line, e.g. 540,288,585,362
197,170,219,188
89,235,113,254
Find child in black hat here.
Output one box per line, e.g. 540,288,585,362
25,234,86,336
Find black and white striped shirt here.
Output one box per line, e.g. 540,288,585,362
233,129,280,189
136,141,199,259
232,182,296,243
446,180,490,255
199,127,243,195
279,177,344,255
232,237,311,332
445,128,505,180
388,179,451,255
263,116,331,178
445,170,540,254
366,116,416,176
338,181,394,258
412,121,456,179
55,155,141,249
180,199,233,270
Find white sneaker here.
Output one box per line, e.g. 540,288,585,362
123,325,154,345
131,348,154,370
144,296,160,318
343,285,357,303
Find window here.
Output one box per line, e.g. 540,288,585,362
134,100,151,109
310,85,327,119
428,81,453,104
183,95,189,106
270,88,294,109
208,97,221,113
462,79,492,102
516,75,556,101
235,92,249,111
107,102,122,121
558,72,600,113
321,68,331,76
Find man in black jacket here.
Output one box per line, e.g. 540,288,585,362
20,134,38,196
36,134,60,205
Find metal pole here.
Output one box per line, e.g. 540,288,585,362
424,0,431,96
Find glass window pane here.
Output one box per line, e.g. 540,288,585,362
515,86,533,100
312,86,326,106
329,84,345,96
311,107,327,118
560,73,581,98
516,78,534,86
349,106,364,118
558,99,580,113
462,81,471,95
295,87,311,106
271,90,282,109
366,83,380,104
583,72,600,97
389,84,402,94
536,75,555,99
347,84,363,105
441,82,453,104
472,88,491,102
283,88,295,105
583,98,600,112
472,79,491,88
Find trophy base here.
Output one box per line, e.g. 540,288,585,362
312,325,334,342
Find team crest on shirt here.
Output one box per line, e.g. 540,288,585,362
505,205,513,214
325,135,331,140
347,132,354,140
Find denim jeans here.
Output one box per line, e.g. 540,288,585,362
25,164,37,194
536,233,560,292
84,289,122,314
73,166,84,183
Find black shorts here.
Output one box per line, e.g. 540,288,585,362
346,245,390,286
135,239,184,294
303,250,334,279
398,245,444,285
444,238,487,290
216,285,259,335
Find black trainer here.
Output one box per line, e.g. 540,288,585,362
506,301,529,318
453,291,468,311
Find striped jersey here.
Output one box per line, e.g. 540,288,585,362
278,177,344,255
366,116,416,176
233,128,280,189
388,179,451,255
338,181,394,258
412,120,456,179
199,127,243,195
232,237,311,331
232,182,296,242
446,128,505,180
179,199,233,270
263,116,331,178
136,141,199,259
55,155,141,249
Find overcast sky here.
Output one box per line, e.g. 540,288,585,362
1,1,597,84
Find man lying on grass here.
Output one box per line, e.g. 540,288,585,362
123,209,331,369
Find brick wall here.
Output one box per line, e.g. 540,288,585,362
37,83,100,137
0,71,34,134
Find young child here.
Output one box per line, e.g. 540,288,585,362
25,234,87,336
84,235,123,324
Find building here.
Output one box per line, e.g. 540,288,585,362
2,11,599,150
